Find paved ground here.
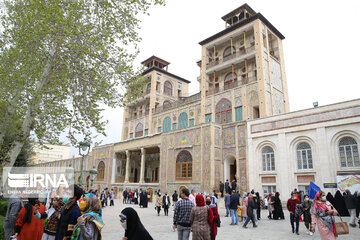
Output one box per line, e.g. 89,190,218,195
101,199,360,239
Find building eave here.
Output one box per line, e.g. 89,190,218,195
142,67,191,83
199,13,285,46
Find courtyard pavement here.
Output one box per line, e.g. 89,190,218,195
101,199,359,240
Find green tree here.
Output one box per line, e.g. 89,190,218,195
0,0,164,167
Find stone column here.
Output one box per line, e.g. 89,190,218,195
139,148,146,183
111,153,116,184
124,150,130,183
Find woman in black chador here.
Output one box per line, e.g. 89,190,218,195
272,192,285,220
119,207,153,240
334,190,349,216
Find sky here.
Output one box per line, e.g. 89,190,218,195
67,0,360,156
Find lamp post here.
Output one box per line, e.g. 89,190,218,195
78,140,91,187
89,166,98,187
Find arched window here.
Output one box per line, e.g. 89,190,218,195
176,150,192,179
223,46,236,58
164,81,172,96
339,137,359,168
146,83,151,94
163,100,171,110
178,112,188,129
97,161,105,181
135,123,143,137
224,72,237,90
215,99,232,123
163,117,171,133
296,142,313,170
262,146,275,171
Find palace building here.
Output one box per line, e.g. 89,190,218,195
37,4,360,198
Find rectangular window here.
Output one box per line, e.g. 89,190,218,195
173,123,177,130
157,127,161,133
189,119,194,127
235,106,243,121
144,129,148,136
205,114,212,123
157,76,160,80
129,133,133,139
262,185,276,197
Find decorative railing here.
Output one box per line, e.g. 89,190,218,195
152,93,201,114
206,44,256,70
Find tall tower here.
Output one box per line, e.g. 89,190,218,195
121,56,190,140
198,3,289,124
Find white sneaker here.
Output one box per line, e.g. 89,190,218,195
310,232,313,236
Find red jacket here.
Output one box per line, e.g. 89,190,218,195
287,198,300,213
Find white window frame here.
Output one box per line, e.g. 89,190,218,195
339,139,359,168
262,147,275,172
296,142,313,170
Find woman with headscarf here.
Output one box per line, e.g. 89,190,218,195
13,198,46,240
311,190,338,240
34,195,64,240
190,195,213,240
155,192,162,216
272,192,284,220
267,193,274,219
302,194,313,235
334,190,349,216
72,193,104,240
241,193,248,222
206,196,219,240
119,207,153,240
242,194,257,228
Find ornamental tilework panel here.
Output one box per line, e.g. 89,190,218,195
215,160,221,186
274,89,284,115
193,146,201,182
215,128,221,146
239,158,247,192
237,125,246,146
270,58,282,91
206,98,212,107
160,136,168,185
214,91,232,104
167,183,201,194
167,149,175,182
222,148,236,160
202,127,211,192
215,148,221,159
239,146,246,158
194,129,201,145
175,129,194,147
235,97,242,107
223,127,235,146
168,135,175,148
235,88,242,98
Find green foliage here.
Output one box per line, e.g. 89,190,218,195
0,0,165,165
0,201,7,216
0,130,33,166
0,215,4,240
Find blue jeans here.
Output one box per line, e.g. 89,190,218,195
225,205,230,216
290,213,299,233
230,209,238,224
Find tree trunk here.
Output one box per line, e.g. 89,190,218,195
2,55,53,168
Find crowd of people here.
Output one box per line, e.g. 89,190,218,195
3,184,105,240
122,188,150,208
2,181,359,240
